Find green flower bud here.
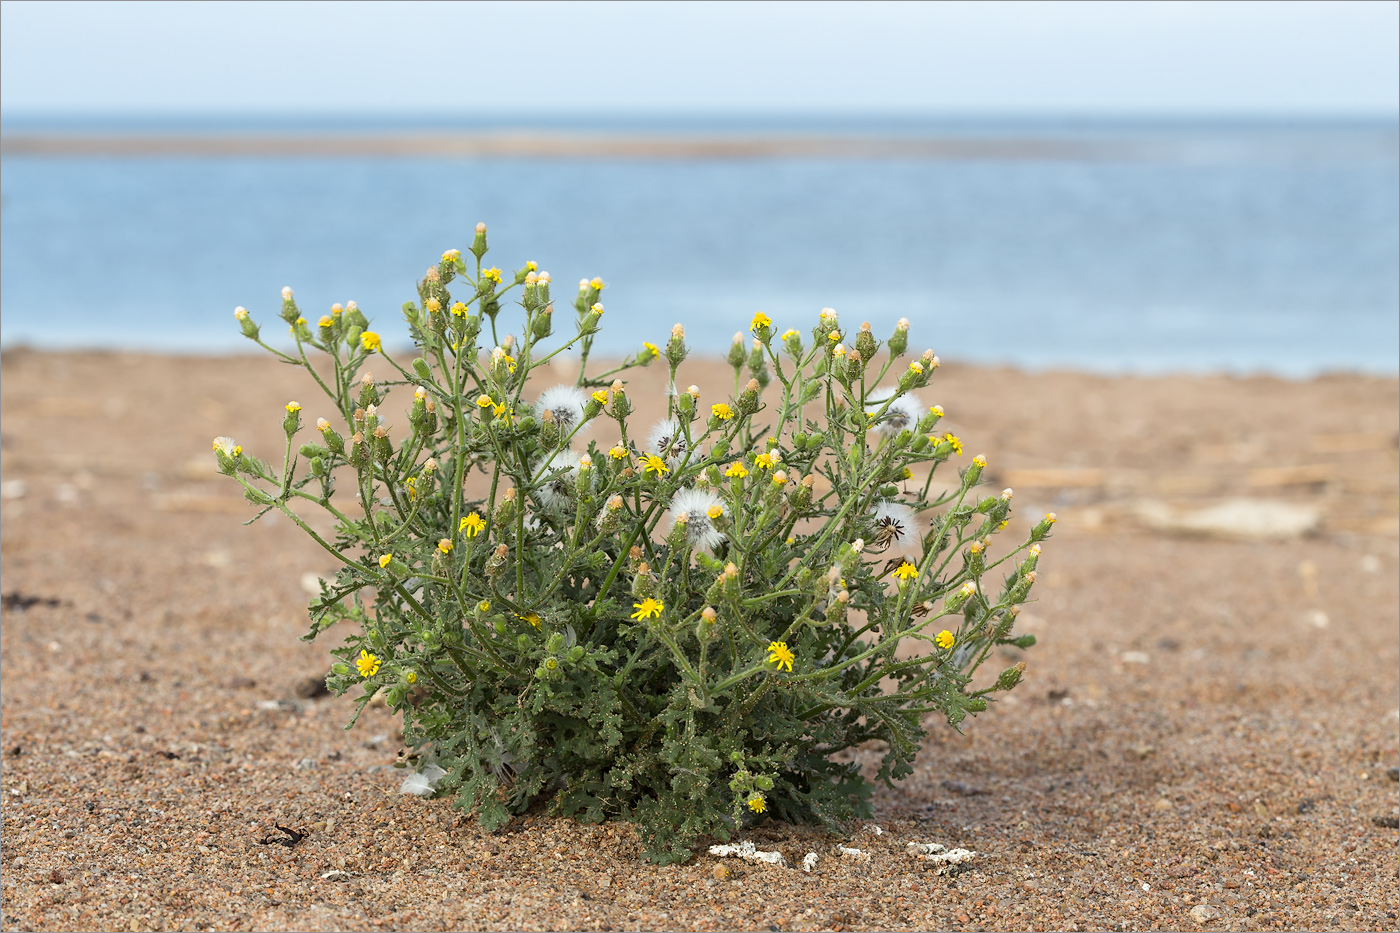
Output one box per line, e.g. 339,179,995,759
234,307,260,340
278,286,299,324
470,221,488,260
727,332,746,371
359,376,379,409
1030,513,1058,542
282,401,302,437
310,456,326,477
531,306,553,340
1009,633,1037,649
855,322,878,359
332,662,350,676
782,328,804,358
962,455,987,489
887,318,909,357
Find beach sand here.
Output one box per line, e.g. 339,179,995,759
1,348,1396,932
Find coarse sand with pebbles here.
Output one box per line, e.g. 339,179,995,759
1,348,1397,932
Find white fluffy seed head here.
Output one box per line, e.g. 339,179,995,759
865,387,922,437
534,384,590,435
537,449,586,511
669,487,726,552
871,501,920,555
647,418,690,467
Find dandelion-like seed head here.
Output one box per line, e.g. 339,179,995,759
538,449,587,511
534,384,590,435
865,387,922,437
871,500,919,554
646,418,689,467
669,488,727,552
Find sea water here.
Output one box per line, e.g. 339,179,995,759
1,119,1395,375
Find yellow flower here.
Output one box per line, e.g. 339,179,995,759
973,454,987,467
772,470,789,486
451,301,468,316
234,306,249,320
711,403,735,421
404,476,418,500
405,670,418,685
459,512,485,537
782,329,797,340
832,344,846,358
477,600,491,613
894,560,919,582
590,276,605,290
754,452,776,470
476,394,493,408
640,453,669,476
437,538,453,554
609,444,629,461
935,630,955,650
901,466,913,480
483,267,502,284
930,405,945,416
767,641,794,673
492,402,510,421
751,311,771,333
425,298,442,314
706,504,724,520
285,401,301,413
378,553,393,568
827,330,841,342
521,612,542,629
942,432,963,456
356,649,381,678
590,303,604,316
747,794,767,814
909,361,924,374
1046,512,1058,524
592,389,609,404
631,598,664,620
318,315,332,327
361,331,382,352
724,461,748,479
643,341,660,359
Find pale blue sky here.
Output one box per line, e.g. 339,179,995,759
1,0,1397,118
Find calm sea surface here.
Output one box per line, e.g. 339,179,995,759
2,119,1396,375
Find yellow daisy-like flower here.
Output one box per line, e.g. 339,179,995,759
521,612,542,629
437,538,453,554
751,311,771,332
592,389,609,404
901,466,914,480
754,452,776,470
706,504,724,520
590,303,604,316
827,330,841,342
378,553,393,568
893,560,919,582
747,794,767,814
711,403,735,421
405,670,418,685
482,267,502,284
477,600,491,613
361,331,382,352
492,403,511,421
475,394,493,409
724,461,748,479
942,432,963,456
909,361,924,374
404,476,418,501
318,315,333,327
640,453,669,476
767,640,794,673
631,598,664,620
459,512,485,537
935,630,955,650
285,401,301,413
590,276,605,290
442,249,461,263
643,341,660,359
425,298,442,314
451,301,468,316
930,405,945,416
356,649,380,678
608,444,629,461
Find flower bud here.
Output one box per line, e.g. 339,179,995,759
737,378,761,416
1030,512,1057,542
282,400,302,436
855,321,877,359
782,328,803,358
945,580,978,612
532,305,553,340
234,306,260,339
887,318,909,357
470,221,488,259
485,542,508,577
279,286,299,324
962,454,987,488
359,373,379,408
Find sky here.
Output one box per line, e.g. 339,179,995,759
1,0,1397,119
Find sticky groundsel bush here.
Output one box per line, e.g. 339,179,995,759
216,224,1051,863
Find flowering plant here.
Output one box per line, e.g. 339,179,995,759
216,225,1048,863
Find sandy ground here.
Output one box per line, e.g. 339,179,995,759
1,348,1397,932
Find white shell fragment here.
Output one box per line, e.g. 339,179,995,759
707,840,787,867
907,841,978,872
836,845,869,860
399,763,447,796
802,852,819,872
